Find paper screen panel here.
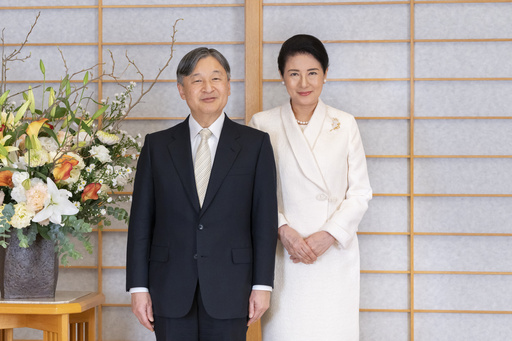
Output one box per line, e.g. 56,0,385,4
415,274,512,311
414,197,512,234
415,81,512,117
359,235,410,271
263,4,410,41
360,273,410,310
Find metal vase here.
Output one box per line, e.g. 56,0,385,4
0,232,59,299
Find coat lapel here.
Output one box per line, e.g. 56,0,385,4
281,100,328,192
200,116,241,216
167,117,201,212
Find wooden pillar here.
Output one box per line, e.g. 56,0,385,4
245,3,264,341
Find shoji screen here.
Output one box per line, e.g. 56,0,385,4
259,1,512,340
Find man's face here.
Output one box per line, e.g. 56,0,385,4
177,56,231,121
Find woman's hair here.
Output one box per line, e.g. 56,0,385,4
176,47,231,85
277,34,329,76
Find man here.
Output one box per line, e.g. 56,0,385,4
126,47,278,340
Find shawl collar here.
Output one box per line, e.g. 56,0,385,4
281,99,328,192
166,117,200,212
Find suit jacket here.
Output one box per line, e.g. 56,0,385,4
126,115,278,319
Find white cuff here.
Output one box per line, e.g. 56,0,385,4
252,285,272,292
129,287,149,294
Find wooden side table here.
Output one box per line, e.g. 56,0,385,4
0,291,104,341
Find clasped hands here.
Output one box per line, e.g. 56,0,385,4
278,224,335,264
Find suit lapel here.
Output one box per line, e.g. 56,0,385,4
167,117,201,212
281,100,328,192
200,116,240,216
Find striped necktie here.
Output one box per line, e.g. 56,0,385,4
194,128,212,207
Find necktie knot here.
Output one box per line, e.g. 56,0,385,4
200,128,212,140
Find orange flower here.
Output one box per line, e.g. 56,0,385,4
53,155,79,182
0,170,13,187
25,118,48,150
81,183,101,202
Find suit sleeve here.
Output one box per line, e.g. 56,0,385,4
126,135,156,291
250,133,278,287
321,117,372,248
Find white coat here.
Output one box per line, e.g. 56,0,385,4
249,99,372,341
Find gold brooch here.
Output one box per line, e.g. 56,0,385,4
330,118,340,131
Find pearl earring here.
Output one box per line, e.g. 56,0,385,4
281,81,285,85
324,79,327,84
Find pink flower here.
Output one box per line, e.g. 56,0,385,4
25,182,48,212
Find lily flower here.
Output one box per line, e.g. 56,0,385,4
0,135,19,166
0,170,13,187
32,177,79,225
81,183,101,202
53,155,79,182
25,118,48,150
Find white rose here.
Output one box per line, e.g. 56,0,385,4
39,137,59,152
12,172,29,188
89,145,112,163
76,132,93,147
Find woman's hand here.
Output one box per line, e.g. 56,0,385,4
304,231,336,258
279,224,317,264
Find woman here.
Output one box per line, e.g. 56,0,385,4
249,34,372,340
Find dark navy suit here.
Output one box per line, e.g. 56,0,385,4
126,115,278,322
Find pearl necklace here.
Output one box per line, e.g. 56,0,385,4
296,119,309,125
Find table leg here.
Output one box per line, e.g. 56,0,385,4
0,329,13,341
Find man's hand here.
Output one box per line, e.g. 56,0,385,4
279,224,317,264
247,290,271,326
305,231,336,258
131,292,154,331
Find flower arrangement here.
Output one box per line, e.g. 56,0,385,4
0,14,180,264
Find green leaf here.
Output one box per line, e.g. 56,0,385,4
0,90,10,106
14,100,31,123
59,75,69,92
41,126,59,143
65,81,71,97
39,59,46,74
91,104,108,121
83,71,89,85
37,225,51,240
54,107,68,119
0,144,9,157
80,121,92,135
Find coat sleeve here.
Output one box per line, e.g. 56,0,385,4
126,134,156,291
321,117,372,248
248,115,289,229
250,132,278,287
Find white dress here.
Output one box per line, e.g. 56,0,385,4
249,100,372,341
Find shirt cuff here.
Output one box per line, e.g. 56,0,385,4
129,287,149,294
252,285,272,292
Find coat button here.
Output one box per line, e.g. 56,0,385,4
193,254,198,260
316,194,328,201
198,224,204,230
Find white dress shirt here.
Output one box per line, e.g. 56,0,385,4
130,113,271,294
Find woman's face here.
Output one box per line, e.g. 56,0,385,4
281,53,327,110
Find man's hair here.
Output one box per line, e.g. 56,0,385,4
176,47,231,85
277,34,329,76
